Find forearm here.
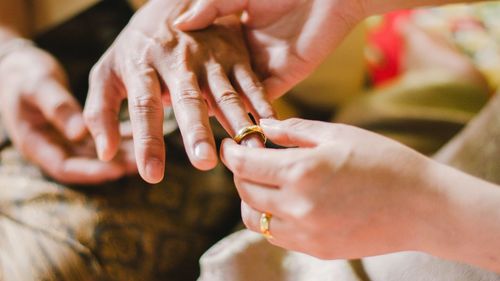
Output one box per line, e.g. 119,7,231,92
424,162,500,272
364,0,489,16
0,0,31,43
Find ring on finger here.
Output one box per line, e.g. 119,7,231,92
233,125,266,144
260,212,273,239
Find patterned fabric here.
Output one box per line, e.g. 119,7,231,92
0,2,241,280
0,132,241,281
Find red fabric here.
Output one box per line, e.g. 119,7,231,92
367,11,413,86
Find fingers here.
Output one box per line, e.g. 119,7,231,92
84,64,124,162
174,0,247,31
56,158,126,185
260,118,339,147
124,66,165,184
233,64,276,122
234,177,283,217
22,126,124,185
205,63,263,148
33,80,86,141
241,201,291,242
166,71,218,171
220,138,301,185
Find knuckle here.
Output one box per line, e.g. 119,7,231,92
283,118,309,130
186,123,211,144
255,103,275,119
215,90,241,107
175,89,204,106
137,134,164,150
244,82,265,95
131,95,162,115
206,63,224,76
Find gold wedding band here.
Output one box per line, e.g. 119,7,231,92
260,212,273,239
233,125,266,144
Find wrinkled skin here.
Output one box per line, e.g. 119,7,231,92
175,0,365,99
85,1,270,184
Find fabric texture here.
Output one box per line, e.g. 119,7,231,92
0,3,241,280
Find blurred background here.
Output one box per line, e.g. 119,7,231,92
0,1,499,281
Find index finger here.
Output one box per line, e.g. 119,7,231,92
220,138,303,185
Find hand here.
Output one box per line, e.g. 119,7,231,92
220,118,439,259
0,45,135,184
175,0,366,99
84,0,273,184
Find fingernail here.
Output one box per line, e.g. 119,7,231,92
95,135,107,160
173,10,194,27
195,142,216,161
145,157,164,184
66,115,86,140
260,118,280,127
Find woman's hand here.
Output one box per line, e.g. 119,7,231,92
220,118,441,259
84,0,272,184
175,0,366,99
0,45,135,184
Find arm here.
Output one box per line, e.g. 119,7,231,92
219,118,500,272
425,163,500,272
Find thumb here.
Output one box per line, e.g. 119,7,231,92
174,0,247,31
260,118,336,147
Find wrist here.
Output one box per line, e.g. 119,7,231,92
416,161,500,271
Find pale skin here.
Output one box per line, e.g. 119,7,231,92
220,118,500,273
176,0,500,273
0,1,136,184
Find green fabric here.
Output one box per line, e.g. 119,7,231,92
335,70,490,155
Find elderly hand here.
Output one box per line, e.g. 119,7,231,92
175,0,366,99
220,118,442,259
0,45,135,184
85,0,272,184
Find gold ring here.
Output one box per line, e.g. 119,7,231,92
260,212,273,239
233,125,266,144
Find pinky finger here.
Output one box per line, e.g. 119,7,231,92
241,201,310,254
233,64,276,122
